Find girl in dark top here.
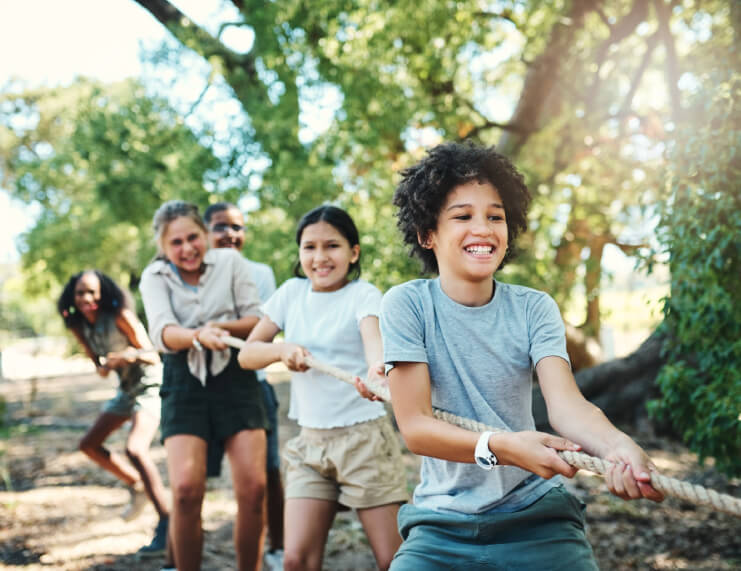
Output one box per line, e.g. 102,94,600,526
58,270,169,556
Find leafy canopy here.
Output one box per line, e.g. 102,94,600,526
1,79,221,293
649,45,741,476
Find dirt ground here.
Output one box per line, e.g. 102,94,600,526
1,352,740,570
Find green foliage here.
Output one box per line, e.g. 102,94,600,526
3,0,739,347
0,273,37,340
1,79,222,295
650,62,741,476
231,0,663,299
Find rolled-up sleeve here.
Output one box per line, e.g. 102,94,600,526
140,265,179,353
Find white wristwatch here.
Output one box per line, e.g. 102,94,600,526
474,431,498,470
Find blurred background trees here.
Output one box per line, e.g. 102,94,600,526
1,80,221,296
1,0,738,474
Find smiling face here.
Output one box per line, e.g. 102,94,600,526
74,272,101,323
208,207,245,251
161,216,208,279
299,221,360,292
425,179,508,290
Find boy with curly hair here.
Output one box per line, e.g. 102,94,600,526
380,142,663,570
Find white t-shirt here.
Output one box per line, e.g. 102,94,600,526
263,277,386,428
246,259,277,307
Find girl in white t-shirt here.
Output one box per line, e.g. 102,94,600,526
238,205,408,571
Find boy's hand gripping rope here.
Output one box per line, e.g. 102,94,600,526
223,336,741,517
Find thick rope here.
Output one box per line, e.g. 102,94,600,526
224,336,741,517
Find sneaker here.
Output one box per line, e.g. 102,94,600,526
136,517,168,558
263,548,284,571
121,483,148,521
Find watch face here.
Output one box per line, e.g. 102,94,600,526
475,455,493,469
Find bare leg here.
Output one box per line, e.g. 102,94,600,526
164,529,175,567
125,410,169,519
164,434,207,571
226,428,267,571
266,467,285,551
79,412,139,484
283,498,337,571
357,503,403,571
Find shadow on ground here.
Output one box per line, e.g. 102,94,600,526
1,352,739,570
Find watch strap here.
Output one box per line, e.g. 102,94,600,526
474,430,498,470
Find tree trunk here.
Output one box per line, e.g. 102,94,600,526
533,330,666,430
564,322,602,371
497,0,597,156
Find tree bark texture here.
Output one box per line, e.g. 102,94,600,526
496,0,597,157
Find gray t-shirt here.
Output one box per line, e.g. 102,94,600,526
380,278,570,514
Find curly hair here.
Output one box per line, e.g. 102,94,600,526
393,142,532,274
57,270,129,332
293,204,362,281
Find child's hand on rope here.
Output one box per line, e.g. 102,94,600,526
197,325,229,351
354,362,386,401
96,364,110,378
604,437,664,503
104,347,138,369
280,343,311,372
492,431,582,479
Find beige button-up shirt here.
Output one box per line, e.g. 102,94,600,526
140,248,262,384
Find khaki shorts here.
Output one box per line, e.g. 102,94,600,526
284,415,409,509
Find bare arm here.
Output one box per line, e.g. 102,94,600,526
70,327,109,377
356,315,385,401
388,361,580,478
537,356,663,501
161,323,204,352
106,309,160,368
238,315,310,372
204,315,260,339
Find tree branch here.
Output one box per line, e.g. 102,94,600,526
733,1,741,55
585,0,650,114
133,0,252,70
594,5,612,29
496,0,597,157
473,10,519,28
451,96,525,139
613,240,647,255
186,79,213,116
464,119,525,140
654,0,681,122
619,30,661,129
594,0,649,69
217,20,247,40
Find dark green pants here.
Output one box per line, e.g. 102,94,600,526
392,486,599,570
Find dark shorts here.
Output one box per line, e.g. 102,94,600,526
391,486,598,570
204,378,279,478
160,349,268,448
